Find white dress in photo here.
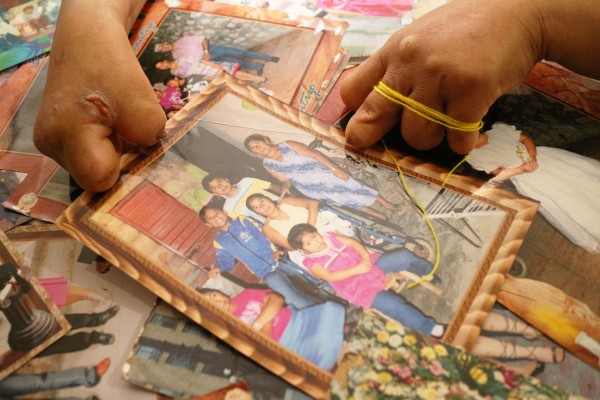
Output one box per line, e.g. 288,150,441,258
468,122,600,253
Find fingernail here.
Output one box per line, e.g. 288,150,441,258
345,132,363,148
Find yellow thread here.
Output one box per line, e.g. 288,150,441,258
442,152,471,187
382,142,471,289
373,81,484,132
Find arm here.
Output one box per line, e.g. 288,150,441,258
489,165,531,182
336,234,372,269
251,291,285,337
262,224,293,251
213,243,236,272
286,141,350,181
202,60,226,70
310,262,370,282
267,182,283,196
519,133,538,170
280,196,319,226
490,132,539,181
33,0,166,192
308,234,371,282
340,0,600,155
263,166,292,197
201,37,210,61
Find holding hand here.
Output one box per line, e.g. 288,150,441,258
340,0,600,155
272,250,286,262
33,0,166,192
353,260,372,275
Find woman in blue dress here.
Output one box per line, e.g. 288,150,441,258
243,134,404,219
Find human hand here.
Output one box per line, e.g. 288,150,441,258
340,0,544,154
522,159,538,172
273,250,285,261
208,266,221,279
278,184,292,200
33,0,166,192
354,260,371,274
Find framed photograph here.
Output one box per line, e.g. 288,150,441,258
0,0,60,71
57,74,538,397
130,0,347,115
4,223,157,400
0,227,69,380
124,299,306,400
523,61,600,121
0,56,76,223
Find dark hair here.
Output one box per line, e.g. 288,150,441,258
245,193,275,213
163,75,180,85
287,223,317,250
154,60,169,69
201,174,230,193
164,107,179,118
198,199,225,222
243,134,271,152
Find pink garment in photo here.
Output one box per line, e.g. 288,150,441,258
172,35,207,60
159,86,186,110
39,277,68,308
316,0,414,16
232,288,291,341
302,232,385,308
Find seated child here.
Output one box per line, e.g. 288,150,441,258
198,287,345,370
288,223,444,337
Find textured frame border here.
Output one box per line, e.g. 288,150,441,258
57,74,538,398
0,228,70,380
129,0,347,114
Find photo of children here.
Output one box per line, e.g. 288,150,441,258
136,5,335,117
142,107,501,370
57,77,528,395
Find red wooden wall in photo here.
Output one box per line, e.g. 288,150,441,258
111,181,260,284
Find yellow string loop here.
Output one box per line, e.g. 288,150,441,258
442,151,471,187
382,141,471,289
373,81,484,132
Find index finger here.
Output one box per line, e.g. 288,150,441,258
340,55,407,148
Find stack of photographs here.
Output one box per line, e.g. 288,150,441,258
0,0,599,398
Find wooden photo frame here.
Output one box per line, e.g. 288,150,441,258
0,56,75,223
0,228,69,380
4,223,158,399
57,74,538,398
130,0,347,115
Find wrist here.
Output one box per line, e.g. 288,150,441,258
531,0,600,78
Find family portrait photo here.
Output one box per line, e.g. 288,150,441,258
133,0,347,118
58,74,538,397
